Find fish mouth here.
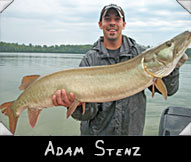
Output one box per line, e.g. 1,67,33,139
186,31,191,46
187,31,191,39
173,31,191,57
182,31,191,47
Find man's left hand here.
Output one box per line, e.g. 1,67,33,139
176,53,188,68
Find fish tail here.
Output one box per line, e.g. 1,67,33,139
0,101,18,134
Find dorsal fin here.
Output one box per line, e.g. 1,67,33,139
19,75,40,90
28,108,42,128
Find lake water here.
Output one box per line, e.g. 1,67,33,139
0,52,191,136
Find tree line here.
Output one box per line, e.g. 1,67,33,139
0,42,92,54
0,41,190,56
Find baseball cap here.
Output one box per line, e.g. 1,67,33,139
99,4,125,22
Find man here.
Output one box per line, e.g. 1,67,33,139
52,4,184,135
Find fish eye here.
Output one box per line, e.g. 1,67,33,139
166,41,172,47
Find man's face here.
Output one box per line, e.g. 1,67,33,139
99,9,126,41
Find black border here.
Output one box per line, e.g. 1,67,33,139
0,136,189,161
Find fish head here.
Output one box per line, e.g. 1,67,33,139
172,30,191,62
143,31,191,78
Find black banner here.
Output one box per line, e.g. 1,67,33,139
0,136,189,161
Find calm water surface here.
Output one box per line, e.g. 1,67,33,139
0,52,190,135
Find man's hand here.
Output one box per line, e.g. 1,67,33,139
52,89,76,107
176,53,188,68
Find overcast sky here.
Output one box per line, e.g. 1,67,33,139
0,0,191,47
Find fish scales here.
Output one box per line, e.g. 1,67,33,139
23,55,151,103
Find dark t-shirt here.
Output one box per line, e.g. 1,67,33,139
107,48,120,58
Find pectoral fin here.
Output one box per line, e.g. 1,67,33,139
28,108,42,128
152,84,155,98
82,102,85,115
19,75,40,90
154,78,167,100
66,99,81,118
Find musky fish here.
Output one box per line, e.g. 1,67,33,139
0,31,191,134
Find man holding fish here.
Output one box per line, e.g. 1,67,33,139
52,4,187,135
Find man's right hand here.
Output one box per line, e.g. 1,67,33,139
52,89,76,108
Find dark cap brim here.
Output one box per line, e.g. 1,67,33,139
102,7,123,18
